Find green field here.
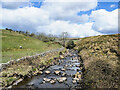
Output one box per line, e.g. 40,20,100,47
1,29,61,63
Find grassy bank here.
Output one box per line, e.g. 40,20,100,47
75,34,120,88
1,29,61,63
0,49,66,88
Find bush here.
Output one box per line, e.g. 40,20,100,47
42,37,49,42
66,40,75,49
29,33,35,37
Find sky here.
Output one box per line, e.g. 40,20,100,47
0,0,119,37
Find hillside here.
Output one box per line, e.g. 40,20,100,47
75,34,120,88
1,29,61,63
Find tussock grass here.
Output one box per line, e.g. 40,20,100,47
75,34,120,88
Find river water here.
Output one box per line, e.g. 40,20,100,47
12,51,81,89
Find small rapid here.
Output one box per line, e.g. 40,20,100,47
13,50,82,89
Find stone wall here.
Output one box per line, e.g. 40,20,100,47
0,47,64,72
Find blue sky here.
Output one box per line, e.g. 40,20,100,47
31,1,118,15
0,0,119,37
78,2,118,16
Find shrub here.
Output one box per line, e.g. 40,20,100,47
29,33,35,37
66,40,75,49
42,37,49,42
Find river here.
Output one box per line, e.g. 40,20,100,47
12,50,82,89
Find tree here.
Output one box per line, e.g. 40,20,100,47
37,33,46,40
5,28,8,30
9,29,13,32
60,32,69,47
18,31,22,34
66,40,75,49
25,30,30,36
48,34,55,41
21,31,25,34
29,33,35,37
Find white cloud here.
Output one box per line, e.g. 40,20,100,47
1,0,30,9
2,7,50,31
1,0,118,37
0,4,2,28
37,20,102,37
110,4,116,8
0,0,99,37
1,3,102,37
1,5,102,37
41,0,97,23
90,9,118,34
1,2,29,9
44,0,97,2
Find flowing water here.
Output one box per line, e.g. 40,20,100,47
12,51,81,89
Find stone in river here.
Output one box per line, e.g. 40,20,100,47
45,70,51,74
73,78,79,81
65,65,68,67
39,71,43,74
61,68,66,71
76,64,80,67
50,80,56,84
58,79,64,83
69,65,72,67
72,80,76,84
60,55,64,59
78,74,81,79
61,77,67,81
57,77,67,83
54,70,61,75
43,78,51,82
13,78,23,86
61,72,66,77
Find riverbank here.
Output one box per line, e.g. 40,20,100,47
0,48,65,89
75,34,120,88
11,49,84,89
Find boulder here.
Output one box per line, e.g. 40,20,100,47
57,79,64,83
57,77,67,83
77,74,81,79
60,55,64,59
43,78,51,82
73,78,79,81
65,65,68,67
69,65,72,67
38,71,43,74
7,86,12,89
50,80,56,84
76,64,80,67
33,72,38,76
13,78,23,86
61,72,66,77
61,68,66,71
45,70,51,74
72,80,76,84
54,70,61,75
61,77,67,81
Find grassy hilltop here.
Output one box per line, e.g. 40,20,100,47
75,34,120,88
1,29,61,63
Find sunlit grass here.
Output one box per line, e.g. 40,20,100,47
1,29,61,63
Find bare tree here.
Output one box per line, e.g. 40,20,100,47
60,32,69,47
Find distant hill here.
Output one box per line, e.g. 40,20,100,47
1,29,61,63
75,34,120,88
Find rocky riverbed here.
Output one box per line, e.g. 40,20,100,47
11,50,83,89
